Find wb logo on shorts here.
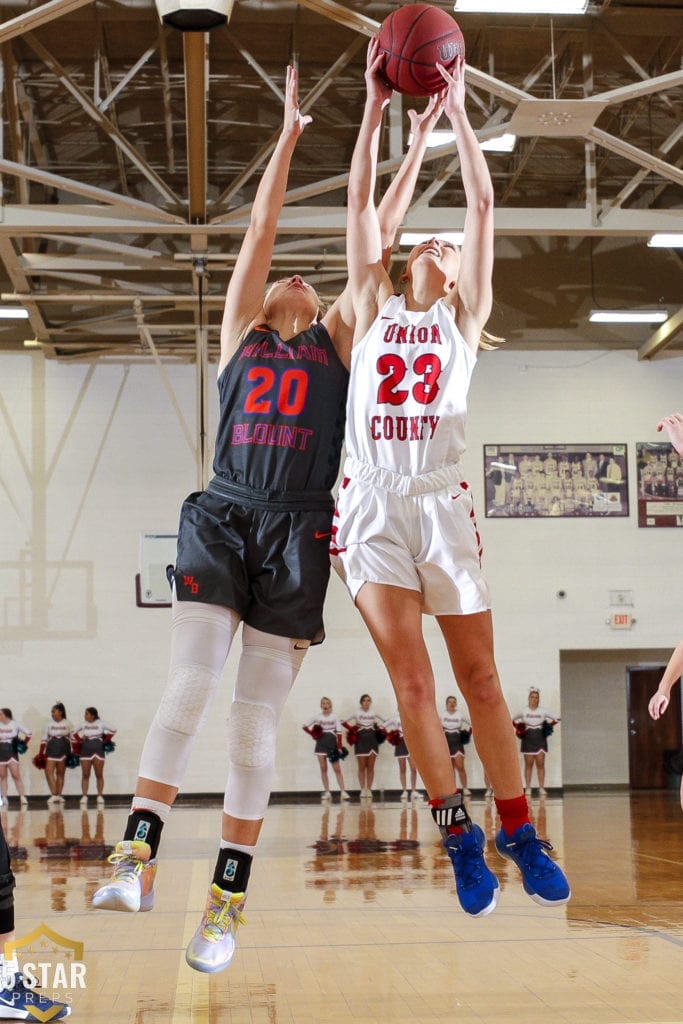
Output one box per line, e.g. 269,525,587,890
223,858,238,884
135,821,150,841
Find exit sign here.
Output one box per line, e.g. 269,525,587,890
609,612,633,629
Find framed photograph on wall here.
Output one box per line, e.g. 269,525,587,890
636,442,683,528
483,444,629,518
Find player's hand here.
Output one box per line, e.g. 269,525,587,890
648,692,670,720
436,55,466,118
656,412,683,455
283,65,312,139
365,37,393,108
407,92,446,141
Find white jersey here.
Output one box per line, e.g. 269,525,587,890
514,706,556,729
74,719,116,741
349,708,384,731
43,720,73,741
0,720,31,743
441,711,470,733
345,295,476,480
305,713,342,735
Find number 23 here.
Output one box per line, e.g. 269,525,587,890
376,353,442,406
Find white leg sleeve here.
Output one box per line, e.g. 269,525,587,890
223,625,309,821
138,597,240,788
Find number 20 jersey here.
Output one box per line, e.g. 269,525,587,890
345,294,477,478
213,321,349,494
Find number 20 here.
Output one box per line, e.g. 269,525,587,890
244,367,308,415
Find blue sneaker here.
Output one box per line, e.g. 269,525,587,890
495,823,571,906
0,972,71,1019
444,824,500,917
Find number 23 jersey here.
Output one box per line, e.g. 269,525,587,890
345,295,476,477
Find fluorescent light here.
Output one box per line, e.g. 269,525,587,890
589,310,668,324
454,0,588,12
480,133,517,152
408,130,516,152
0,306,29,319
399,232,465,248
648,234,683,248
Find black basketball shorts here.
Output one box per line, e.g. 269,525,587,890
171,477,335,644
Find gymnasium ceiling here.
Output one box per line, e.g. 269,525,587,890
0,0,681,362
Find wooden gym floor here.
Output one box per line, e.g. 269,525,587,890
4,790,682,1024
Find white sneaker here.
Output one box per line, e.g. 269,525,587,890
410,791,422,802
80,795,88,807
484,788,493,798
538,787,547,796
321,791,331,801
400,790,408,801
92,840,157,913
96,795,105,806
463,788,472,796
19,796,28,807
340,791,350,801
524,787,532,797
185,884,246,973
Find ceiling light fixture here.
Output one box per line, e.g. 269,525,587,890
0,306,29,319
399,232,465,248
589,310,668,325
454,1,588,13
647,234,683,248
409,130,516,152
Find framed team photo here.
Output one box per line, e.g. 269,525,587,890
483,444,629,518
636,442,683,528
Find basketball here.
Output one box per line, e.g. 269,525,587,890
377,4,465,97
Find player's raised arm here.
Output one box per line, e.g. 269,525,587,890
219,65,311,374
346,39,395,339
437,57,494,351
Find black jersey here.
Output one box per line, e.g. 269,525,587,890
214,322,349,493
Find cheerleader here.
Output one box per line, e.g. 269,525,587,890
440,696,472,795
41,703,73,805
302,697,350,801
0,709,30,807
382,713,421,801
342,694,385,799
512,688,559,796
72,707,116,807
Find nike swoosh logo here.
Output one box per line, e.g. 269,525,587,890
314,531,331,540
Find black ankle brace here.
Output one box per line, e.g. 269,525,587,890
124,811,163,857
213,848,252,893
429,793,471,838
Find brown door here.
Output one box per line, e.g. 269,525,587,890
627,666,682,788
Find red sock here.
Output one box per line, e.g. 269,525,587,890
495,795,530,838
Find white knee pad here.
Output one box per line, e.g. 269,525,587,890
138,600,240,788
223,627,308,821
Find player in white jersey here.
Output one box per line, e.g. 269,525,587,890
512,688,559,796
0,710,30,807
333,42,570,918
440,696,471,795
303,697,350,801
72,708,117,807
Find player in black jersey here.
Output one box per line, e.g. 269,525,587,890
93,65,444,972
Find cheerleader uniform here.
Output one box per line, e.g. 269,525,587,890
383,716,409,758
348,707,385,756
514,705,557,755
441,710,471,757
304,712,342,757
0,720,31,764
74,720,116,761
43,720,73,762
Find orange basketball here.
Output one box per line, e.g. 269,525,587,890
377,4,465,97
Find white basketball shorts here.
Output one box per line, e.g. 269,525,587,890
331,457,490,616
